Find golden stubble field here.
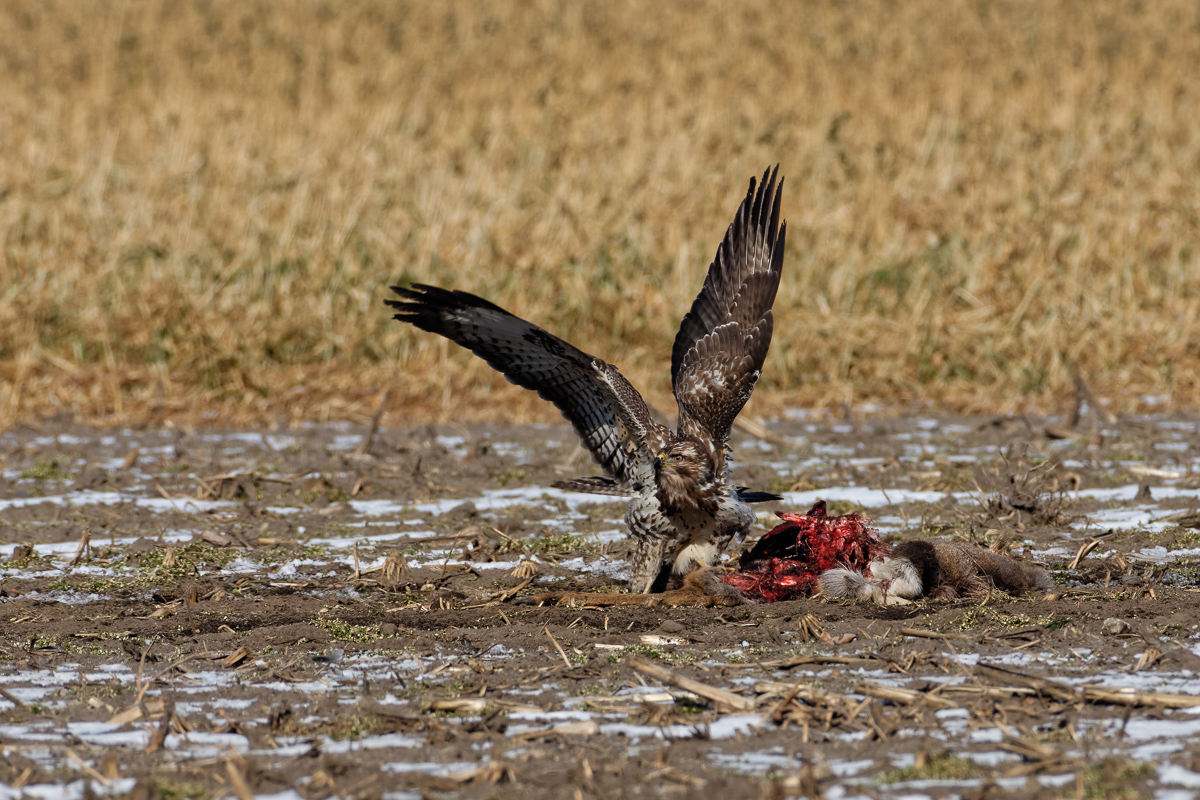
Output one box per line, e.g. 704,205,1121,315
1,0,1197,429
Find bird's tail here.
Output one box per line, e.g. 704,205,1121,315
734,487,784,504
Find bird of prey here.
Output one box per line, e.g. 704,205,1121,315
386,166,786,594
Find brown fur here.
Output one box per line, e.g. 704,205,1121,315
891,540,1051,599
523,541,1052,608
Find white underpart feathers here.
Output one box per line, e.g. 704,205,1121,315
672,540,721,575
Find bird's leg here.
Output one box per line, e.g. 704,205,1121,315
629,537,669,595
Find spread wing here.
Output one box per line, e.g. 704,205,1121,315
386,285,665,486
672,165,786,448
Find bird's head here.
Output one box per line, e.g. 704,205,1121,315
654,439,712,506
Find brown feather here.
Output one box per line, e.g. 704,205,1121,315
387,168,787,594
672,166,786,448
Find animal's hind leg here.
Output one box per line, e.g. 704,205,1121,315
689,568,754,606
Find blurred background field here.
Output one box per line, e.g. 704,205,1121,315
1,0,1197,429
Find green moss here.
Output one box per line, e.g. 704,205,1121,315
607,643,664,663
500,531,597,556
142,542,239,572
28,634,57,649
327,714,381,741
1170,531,1200,549
1065,759,1153,799
48,541,242,594
880,752,975,784
256,542,332,563
155,779,208,800
302,484,350,504
70,683,129,699
1037,728,1075,744
535,532,589,553
957,607,1066,631
20,458,69,481
497,468,529,486
0,548,41,570
312,617,380,642
674,697,706,715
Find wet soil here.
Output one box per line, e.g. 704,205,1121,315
2,410,1200,799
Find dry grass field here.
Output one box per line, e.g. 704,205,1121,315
1,0,1197,428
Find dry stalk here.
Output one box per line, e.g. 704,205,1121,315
857,681,957,710
626,656,753,712
976,662,1200,708
66,527,91,567
543,626,573,670
1069,538,1105,570
900,627,973,641
355,386,391,456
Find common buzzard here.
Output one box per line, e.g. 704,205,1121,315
387,167,786,593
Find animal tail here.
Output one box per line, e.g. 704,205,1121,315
818,568,875,600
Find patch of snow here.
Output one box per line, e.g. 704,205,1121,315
321,732,424,752
381,760,479,777
1160,764,1200,788
782,487,963,509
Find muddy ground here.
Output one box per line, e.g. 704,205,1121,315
2,409,1200,799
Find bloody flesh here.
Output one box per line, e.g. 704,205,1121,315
723,501,889,602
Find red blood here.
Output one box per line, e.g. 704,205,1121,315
721,501,889,603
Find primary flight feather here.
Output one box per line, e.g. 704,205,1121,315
387,167,786,593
